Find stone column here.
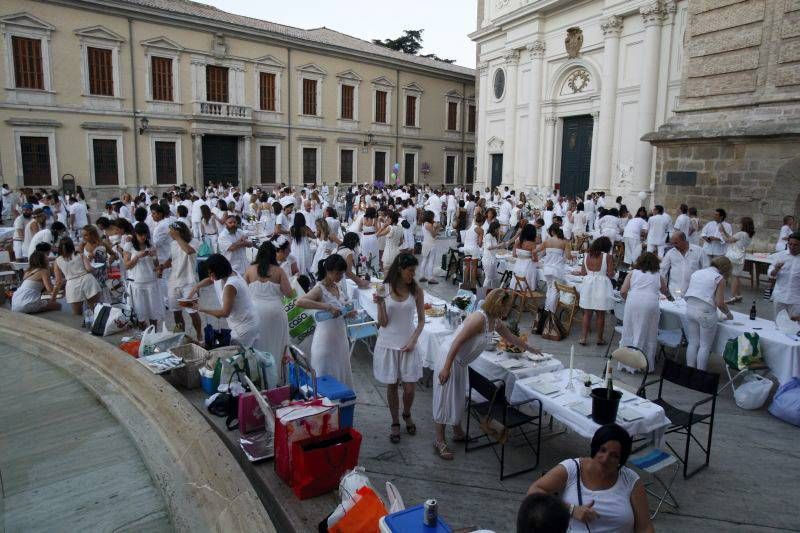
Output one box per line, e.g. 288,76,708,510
589,111,600,189
594,15,623,193
192,133,203,189
542,115,558,190
502,49,520,188
242,135,251,189
633,2,667,194
477,62,489,189
525,40,546,190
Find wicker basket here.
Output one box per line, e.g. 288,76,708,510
165,343,209,389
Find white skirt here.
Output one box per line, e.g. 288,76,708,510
65,273,101,304
432,352,468,426
621,292,660,368
373,346,422,384
579,274,613,311
130,280,164,322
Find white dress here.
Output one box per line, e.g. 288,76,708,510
310,282,353,388
622,270,661,368
290,235,314,275
482,234,499,288
726,231,751,275
381,225,404,269
373,291,423,384
56,254,101,304
311,239,337,277
578,253,613,311
250,279,289,359
360,227,379,273
125,244,164,323
462,224,481,257
214,275,260,348
433,310,493,425
513,248,537,290
542,247,566,312
11,275,45,313
572,212,588,236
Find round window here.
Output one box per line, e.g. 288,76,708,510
493,69,506,100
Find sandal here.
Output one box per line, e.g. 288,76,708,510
579,338,588,346
434,440,454,460
596,339,607,346
390,423,401,444
402,413,417,435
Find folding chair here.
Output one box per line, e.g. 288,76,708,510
465,367,543,480
510,275,545,316
642,358,720,478
346,311,378,359
628,446,680,519
611,346,649,396
718,338,770,394
554,281,580,335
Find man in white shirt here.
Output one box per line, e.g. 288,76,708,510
497,196,512,230
297,200,317,235
1,184,12,223
12,203,33,259
596,192,606,210
446,192,457,229
68,197,89,235
275,198,295,235
660,231,709,297
217,216,250,275
673,204,691,236
646,205,672,257
190,194,205,239
701,208,733,258
425,193,442,224
769,233,800,318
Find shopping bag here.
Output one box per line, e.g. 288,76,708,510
329,485,387,533
734,373,773,410
197,240,212,258
91,303,128,337
768,377,800,426
119,339,141,358
290,428,362,500
204,322,231,349
284,296,316,346
541,312,565,341
238,378,290,435
725,333,763,371
274,398,339,486
139,324,185,357
211,349,260,392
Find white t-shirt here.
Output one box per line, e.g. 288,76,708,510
646,213,672,245
69,202,88,228
276,212,294,231
623,217,648,240
169,239,200,286
674,213,691,236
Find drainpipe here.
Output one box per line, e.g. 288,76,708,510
287,48,292,187
461,81,466,187
395,68,400,184
128,18,140,192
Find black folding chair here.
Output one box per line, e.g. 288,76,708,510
642,358,720,479
465,367,543,480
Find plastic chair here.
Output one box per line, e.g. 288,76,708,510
346,311,378,359
611,346,649,396
628,446,680,519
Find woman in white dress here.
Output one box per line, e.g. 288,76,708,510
245,242,292,361
200,204,219,253
311,218,338,278
270,235,300,282
623,207,649,266
190,254,260,349
336,232,369,290
12,251,60,313
289,212,315,276
360,207,380,274
482,220,505,289
296,254,357,388
159,221,202,341
578,236,615,345
54,237,102,316
562,201,576,240
537,225,571,313
461,213,484,290
542,200,555,230
418,210,440,285
122,223,164,328
433,289,542,460
259,200,278,237
378,211,405,276
374,252,425,443
512,224,539,291
620,252,672,369
724,217,755,303
572,202,588,238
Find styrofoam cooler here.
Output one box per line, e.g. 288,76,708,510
315,375,356,429
379,505,452,532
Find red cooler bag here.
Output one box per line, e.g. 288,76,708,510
274,398,339,485
290,427,362,500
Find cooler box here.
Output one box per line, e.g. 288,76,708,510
316,375,356,428
379,505,452,532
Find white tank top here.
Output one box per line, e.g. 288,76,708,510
685,267,722,306
375,290,418,351
463,225,479,252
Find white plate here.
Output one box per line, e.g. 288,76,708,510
523,380,561,396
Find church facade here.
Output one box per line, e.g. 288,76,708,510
470,0,687,204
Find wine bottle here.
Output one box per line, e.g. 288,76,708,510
749,300,757,321
605,360,613,400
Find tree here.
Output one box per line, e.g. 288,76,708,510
372,29,456,64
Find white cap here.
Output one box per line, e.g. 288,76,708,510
279,197,295,208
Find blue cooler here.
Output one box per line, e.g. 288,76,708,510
315,375,356,428
379,505,452,532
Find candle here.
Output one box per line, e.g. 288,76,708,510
570,345,575,370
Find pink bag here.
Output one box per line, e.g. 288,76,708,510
238,385,291,434
274,398,339,485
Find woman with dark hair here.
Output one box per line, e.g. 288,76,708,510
296,254,357,387
378,211,404,276
537,224,571,312
289,212,314,275
724,216,755,303
245,242,292,360
360,207,380,273
270,235,299,279
310,218,337,278
528,424,654,533
374,252,425,443
481,219,504,288
189,254,260,348
621,252,672,368
572,201,587,237
512,224,539,290
12,250,60,313
623,207,649,266
419,210,440,284
336,231,369,289
54,237,102,316
159,221,202,340
200,203,219,252
123,223,163,328
578,236,615,345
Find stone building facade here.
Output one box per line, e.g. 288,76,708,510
646,0,800,249
0,0,475,207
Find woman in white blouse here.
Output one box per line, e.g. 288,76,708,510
724,217,755,303
683,257,733,370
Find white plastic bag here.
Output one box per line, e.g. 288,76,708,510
775,310,799,335
734,373,773,410
92,303,128,336
139,324,185,357
385,481,405,513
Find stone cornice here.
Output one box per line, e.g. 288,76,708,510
5,117,62,127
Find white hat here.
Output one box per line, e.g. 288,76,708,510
279,197,295,208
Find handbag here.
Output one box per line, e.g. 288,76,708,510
290,428,362,500
197,240,212,258
541,312,565,341
91,303,128,337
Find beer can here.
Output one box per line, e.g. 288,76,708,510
423,499,438,527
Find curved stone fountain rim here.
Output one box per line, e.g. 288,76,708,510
0,309,274,533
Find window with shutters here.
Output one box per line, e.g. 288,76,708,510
466,156,475,184
340,150,354,183
467,104,476,133
92,138,118,185
20,136,51,186
12,36,44,90
375,90,387,123
206,65,229,102
260,145,277,183
151,56,173,101
405,95,417,127
302,147,317,181
88,47,114,96
259,72,276,111
445,155,456,184
374,151,386,181
154,141,177,184
341,85,354,120
302,79,317,115
447,101,458,131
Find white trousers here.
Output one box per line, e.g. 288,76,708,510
683,298,718,371
647,243,667,258
419,250,436,279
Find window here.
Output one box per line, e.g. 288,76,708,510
302,147,317,181
92,138,118,185
151,56,173,101
404,153,416,184
447,101,459,131
20,136,51,186
466,156,475,184
12,36,43,90
153,141,176,184
302,79,317,115
206,65,228,102
341,85,354,120
468,104,476,133
259,72,276,111
493,69,506,99
375,90,387,123
87,47,114,96
374,151,386,181
260,145,277,183
405,95,417,127
340,150,354,183
445,155,456,184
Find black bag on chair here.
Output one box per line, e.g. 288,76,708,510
534,307,549,335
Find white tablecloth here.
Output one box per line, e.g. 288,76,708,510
660,299,800,384
470,350,564,402
0,227,13,242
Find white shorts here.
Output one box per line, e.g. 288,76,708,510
372,345,423,384
65,274,101,304
167,281,197,313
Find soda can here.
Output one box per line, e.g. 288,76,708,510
423,499,438,527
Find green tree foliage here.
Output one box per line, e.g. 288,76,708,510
372,29,456,64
